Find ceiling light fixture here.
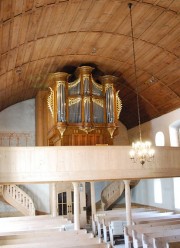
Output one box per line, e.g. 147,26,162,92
128,3,155,165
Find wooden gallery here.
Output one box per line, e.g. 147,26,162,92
0,1,180,248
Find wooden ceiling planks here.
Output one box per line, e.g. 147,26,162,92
140,11,179,44
169,81,180,97
158,23,180,56
0,53,8,75
59,0,82,34
168,0,180,13
24,0,35,12
0,0,179,129
1,21,11,54
143,0,179,13
141,82,179,110
70,0,93,32
46,3,68,36
154,0,176,9
35,5,53,39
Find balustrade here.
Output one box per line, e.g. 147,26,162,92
2,185,35,216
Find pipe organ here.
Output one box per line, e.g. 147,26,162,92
37,66,122,146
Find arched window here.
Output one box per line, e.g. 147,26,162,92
155,131,165,146
173,178,180,209
169,120,180,147
154,179,162,204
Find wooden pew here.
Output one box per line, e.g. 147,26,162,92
96,210,160,239
124,219,180,248
0,244,108,248
93,208,156,235
0,230,108,248
95,209,173,246
0,215,65,221
98,211,173,243
109,220,127,247
0,230,93,245
153,236,180,248
0,216,72,235
133,223,180,248
167,241,180,248
133,213,180,225
142,229,180,248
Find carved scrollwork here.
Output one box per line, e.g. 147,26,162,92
92,98,104,108
68,78,80,89
47,87,54,118
68,97,81,106
57,81,66,87
92,78,103,91
116,90,122,119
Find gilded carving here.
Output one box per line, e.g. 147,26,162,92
57,81,66,87
68,78,80,89
68,97,81,106
92,78,103,91
116,90,122,119
47,87,54,118
92,98,104,108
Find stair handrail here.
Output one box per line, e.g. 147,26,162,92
101,181,125,210
101,180,139,210
2,184,35,216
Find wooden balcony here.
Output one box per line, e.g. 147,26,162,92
0,146,179,183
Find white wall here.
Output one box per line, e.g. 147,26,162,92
0,99,50,214
131,178,175,211
128,108,180,146
0,99,35,146
95,181,111,202
19,184,50,214
127,109,180,211
113,121,130,145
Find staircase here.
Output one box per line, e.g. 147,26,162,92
0,185,35,216
101,180,139,210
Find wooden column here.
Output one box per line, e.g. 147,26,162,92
90,181,96,217
50,183,57,217
123,180,132,226
35,91,47,146
72,182,80,230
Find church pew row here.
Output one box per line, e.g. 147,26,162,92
134,224,180,248
95,210,160,238
0,216,72,235
153,236,180,248
92,207,156,235
0,244,107,248
97,210,173,245
124,214,180,248
0,229,88,241
0,216,109,248
0,230,109,248
142,229,180,248
0,230,94,245
166,241,180,248
133,213,180,225
0,215,61,223
124,219,180,248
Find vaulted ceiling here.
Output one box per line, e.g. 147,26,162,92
0,0,179,129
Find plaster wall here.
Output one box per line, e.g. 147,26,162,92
0,99,35,146
0,99,50,213
131,178,176,211
113,121,130,145
128,108,180,146
127,109,180,211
